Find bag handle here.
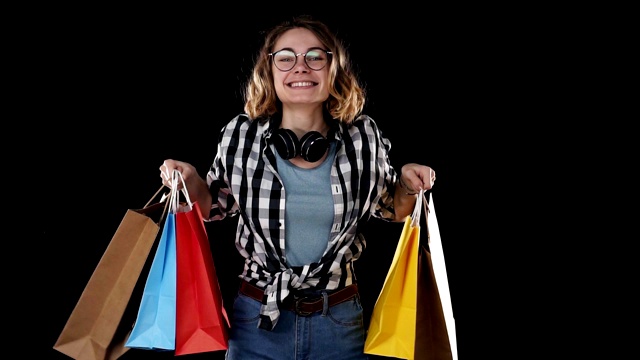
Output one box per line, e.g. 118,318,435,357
409,189,435,246
144,185,168,208
422,191,433,245
422,191,430,218
410,189,427,227
168,169,194,214
142,184,172,225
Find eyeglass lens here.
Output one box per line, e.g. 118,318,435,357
272,49,329,71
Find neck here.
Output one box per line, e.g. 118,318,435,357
280,106,327,136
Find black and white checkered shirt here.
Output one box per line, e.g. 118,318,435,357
205,113,399,330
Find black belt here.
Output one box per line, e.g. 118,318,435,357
239,280,359,316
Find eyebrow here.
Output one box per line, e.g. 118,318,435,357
272,46,326,53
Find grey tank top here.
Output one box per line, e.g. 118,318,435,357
275,142,336,266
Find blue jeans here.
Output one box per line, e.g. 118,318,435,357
225,291,369,360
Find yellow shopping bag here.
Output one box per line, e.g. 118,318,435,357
364,204,420,359
364,190,456,360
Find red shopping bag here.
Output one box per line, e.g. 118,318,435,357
174,177,229,355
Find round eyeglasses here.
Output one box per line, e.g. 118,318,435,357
268,48,333,72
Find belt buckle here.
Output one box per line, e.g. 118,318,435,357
294,296,314,316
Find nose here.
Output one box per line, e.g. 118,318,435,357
293,55,310,73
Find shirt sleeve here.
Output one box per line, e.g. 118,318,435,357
355,115,400,222
203,115,244,221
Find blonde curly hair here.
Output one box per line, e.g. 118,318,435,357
243,15,365,124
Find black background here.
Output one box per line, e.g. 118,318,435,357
27,6,530,360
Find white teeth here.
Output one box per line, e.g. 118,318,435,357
290,82,313,87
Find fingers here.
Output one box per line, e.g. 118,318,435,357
422,167,435,190
402,163,436,192
429,168,436,189
160,161,170,182
160,159,181,188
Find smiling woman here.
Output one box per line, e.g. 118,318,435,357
156,14,439,360
44,9,468,360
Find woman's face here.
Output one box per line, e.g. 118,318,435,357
271,28,331,108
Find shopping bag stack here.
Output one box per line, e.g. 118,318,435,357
54,169,229,360
364,190,457,360
53,185,169,360
126,169,229,356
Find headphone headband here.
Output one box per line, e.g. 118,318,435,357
272,128,329,162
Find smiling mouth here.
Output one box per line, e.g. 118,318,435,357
288,81,316,87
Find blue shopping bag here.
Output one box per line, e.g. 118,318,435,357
125,212,177,351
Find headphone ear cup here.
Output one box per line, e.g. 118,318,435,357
299,131,329,162
273,128,300,160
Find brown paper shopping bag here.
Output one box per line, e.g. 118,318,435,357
416,192,456,359
53,185,169,360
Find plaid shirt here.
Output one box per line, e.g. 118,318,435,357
205,113,399,330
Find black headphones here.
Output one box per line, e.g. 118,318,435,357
272,128,329,163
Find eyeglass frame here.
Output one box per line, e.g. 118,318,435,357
268,47,333,72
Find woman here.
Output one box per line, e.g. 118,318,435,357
160,15,436,360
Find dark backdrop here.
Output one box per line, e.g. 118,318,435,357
31,7,513,360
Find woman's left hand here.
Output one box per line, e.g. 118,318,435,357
399,163,436,194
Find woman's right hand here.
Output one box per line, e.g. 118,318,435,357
160,159,212,219
159,159,198,190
